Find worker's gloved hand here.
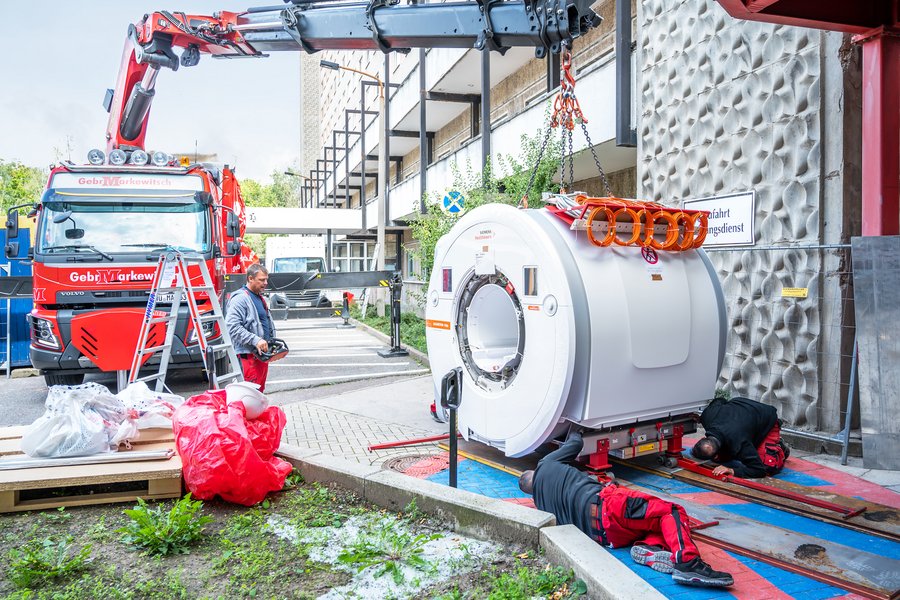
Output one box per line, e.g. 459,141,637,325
256,338,269,354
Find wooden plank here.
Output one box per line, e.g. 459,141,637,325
0,475,183,513
0,427,175,456
0,443,182,490
673,466,900,542
0,426,28,440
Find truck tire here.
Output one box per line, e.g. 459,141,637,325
44,373,85,387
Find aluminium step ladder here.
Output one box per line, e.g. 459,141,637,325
128,251,243,392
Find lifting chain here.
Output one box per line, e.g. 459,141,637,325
521,41,613,204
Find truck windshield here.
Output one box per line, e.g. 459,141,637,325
272,257,326,272
38,199,210,255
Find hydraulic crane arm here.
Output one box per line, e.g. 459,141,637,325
106,0,601,152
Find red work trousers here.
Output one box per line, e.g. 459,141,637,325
757,420,786,475
239,354,269,393
597,485,700,564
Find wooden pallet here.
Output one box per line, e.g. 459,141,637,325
0,426,182,513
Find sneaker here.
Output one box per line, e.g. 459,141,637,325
672,557,734,587
630,544,674,574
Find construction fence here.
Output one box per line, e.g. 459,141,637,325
706,243,857,449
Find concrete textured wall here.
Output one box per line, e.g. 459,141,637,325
637,0,861,431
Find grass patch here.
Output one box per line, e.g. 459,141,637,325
1,482,567,599
351,305,427,354
7,536,92,588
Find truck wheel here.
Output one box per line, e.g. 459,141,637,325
44,373,85,387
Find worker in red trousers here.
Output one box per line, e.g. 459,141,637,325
692,396,790,478
518,431,733,588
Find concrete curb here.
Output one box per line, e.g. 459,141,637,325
349,318,430,368
541,525,666,599
277,443,662,597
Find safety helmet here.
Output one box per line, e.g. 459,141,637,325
225,381,269,419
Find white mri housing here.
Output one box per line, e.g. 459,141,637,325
425,203,726,457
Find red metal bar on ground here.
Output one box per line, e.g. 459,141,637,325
677,458,868,517
367,433,461,451
686,515,720,531
692,531,890,600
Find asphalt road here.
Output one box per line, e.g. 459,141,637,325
0,318,428,428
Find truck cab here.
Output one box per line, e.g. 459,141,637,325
5,155,245,387
265,236,331,310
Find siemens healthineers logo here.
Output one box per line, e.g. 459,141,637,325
683,192,755,247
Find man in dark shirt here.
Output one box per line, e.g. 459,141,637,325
519,431,733,588
692,396,789,478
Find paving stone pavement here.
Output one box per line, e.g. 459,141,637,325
282,400,444,466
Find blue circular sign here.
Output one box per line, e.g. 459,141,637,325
442,190,465,214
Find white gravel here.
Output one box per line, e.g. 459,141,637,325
267,513,503,599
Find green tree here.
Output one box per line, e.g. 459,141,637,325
239,168,303,255
0,160,47,214
408,127,561,286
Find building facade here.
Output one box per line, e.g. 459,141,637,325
295,0,862,436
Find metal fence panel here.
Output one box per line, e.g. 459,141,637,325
706,244,856,439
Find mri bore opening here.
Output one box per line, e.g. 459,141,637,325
457,274,525,389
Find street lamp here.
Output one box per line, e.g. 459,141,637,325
320,59,387,316
284,170,309,207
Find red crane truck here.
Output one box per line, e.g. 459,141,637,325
5,1,600,388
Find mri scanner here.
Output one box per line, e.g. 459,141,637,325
425,202,727,460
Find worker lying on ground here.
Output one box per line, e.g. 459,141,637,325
518,431,734,588
692,396,790,478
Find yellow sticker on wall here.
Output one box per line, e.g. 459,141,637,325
781,287,809,298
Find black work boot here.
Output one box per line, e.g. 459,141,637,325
672,557,734,587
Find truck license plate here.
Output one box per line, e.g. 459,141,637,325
156,292,187,303
293,301,312,308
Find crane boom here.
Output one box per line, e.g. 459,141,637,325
105,0,601,152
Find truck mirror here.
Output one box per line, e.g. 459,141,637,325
5,242,19,259
226,240,241,256
52,210,73,224
226,212,240,238
65,228,85,240
196,191,213,205
6,208,19,239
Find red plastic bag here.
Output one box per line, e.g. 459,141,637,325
172,390,292,506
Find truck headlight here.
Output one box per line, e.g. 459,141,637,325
109,149,127,166
130,150,149,166
87,149,105,165
30,316,60,350
187,319,219,344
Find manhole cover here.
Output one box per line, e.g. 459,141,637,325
383,454,435,472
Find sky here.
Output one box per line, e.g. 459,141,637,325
0,1,301,183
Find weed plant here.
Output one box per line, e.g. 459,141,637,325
7,536,92,588
338,516,441,584
117,493,212,556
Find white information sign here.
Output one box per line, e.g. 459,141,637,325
683,191,755,247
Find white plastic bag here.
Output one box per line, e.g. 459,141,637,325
21,382,126,458
115,382,184,429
